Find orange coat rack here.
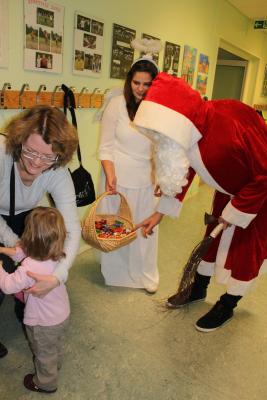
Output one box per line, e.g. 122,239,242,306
0,83,104,109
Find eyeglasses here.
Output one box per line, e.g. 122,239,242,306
21,145,58,165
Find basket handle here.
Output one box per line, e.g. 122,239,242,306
92,191,134,222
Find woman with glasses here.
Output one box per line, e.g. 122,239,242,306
0,105,81,358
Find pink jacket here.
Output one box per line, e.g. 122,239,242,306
0,249,70,326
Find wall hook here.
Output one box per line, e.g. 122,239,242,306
36,84,47,104
78,87,89,108
1,82,12,108
92,87,100,94
51,85,62,105
19,83,30,109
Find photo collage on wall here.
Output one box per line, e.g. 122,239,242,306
24,0,64,73
73,12,104,76
141,33,160,65
196,53,209,95
0,0,8,68
163,41,180,76
181,45,197,86
110,23,136,79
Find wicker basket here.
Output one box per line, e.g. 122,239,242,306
82,191,137,252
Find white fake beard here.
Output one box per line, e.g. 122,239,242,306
139,128,190,197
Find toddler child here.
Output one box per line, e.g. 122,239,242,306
0,206,70,394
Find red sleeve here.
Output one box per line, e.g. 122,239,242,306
175,167,196,202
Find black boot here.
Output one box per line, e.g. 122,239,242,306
195,293,242,332
0,342,8,358
167,272,211,308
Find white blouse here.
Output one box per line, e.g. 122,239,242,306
98,95,154,189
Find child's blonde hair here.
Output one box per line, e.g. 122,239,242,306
21,206,66,261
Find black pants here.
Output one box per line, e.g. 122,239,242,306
0,210,32,320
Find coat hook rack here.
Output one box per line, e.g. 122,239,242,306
0,84,104,110
254,104,267,111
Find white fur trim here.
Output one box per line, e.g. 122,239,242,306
188,145,231,195
222,201,256,229
156,195,182,217
258,259,267,275
226,277,255,296
225,259,267,295
197,260,215,276
134,101,202,150
216,225,235,271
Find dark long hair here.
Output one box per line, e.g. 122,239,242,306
124,60,158,121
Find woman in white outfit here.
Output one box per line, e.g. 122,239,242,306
98,56,179,293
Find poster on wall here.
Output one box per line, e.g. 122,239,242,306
141,33,160,65
196,53,209,95
0,0,8,68
73,12,104,76
181,45,197,86
162,41,180,76
24,0,64,73
110,23,136,79
261,64,267,97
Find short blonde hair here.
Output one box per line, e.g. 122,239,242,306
21,206,66,261
5,105,78,168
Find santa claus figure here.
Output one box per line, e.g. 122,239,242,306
134,72,267,332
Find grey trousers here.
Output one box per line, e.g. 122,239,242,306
26,317,69,391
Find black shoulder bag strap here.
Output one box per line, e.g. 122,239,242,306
0,133,15,223
9,162,15,223
61,84,82,166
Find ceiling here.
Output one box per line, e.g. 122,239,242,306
227,0,267,19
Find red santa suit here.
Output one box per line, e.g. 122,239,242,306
134,72,267,296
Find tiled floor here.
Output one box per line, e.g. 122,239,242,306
1,184,266,400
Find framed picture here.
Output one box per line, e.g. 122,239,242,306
24,0,64,73
181,45,197,86
196,53,209,95
163,41,180,76
110,23,136,79
73,12,104,76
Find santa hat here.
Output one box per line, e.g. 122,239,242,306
134,72,203,150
